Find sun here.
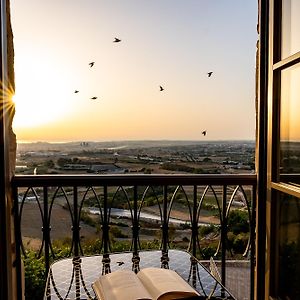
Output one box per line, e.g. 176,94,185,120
13,90,68,128
12,56,73,129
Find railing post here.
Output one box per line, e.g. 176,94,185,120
192,185,198,258
160,185,169,268
73,256,81,299
102,185,109,254
43,187,50,274
13,185,23,300
132,185,140,272
132,185,139,254
162,185,168,253
221,185,227,290
102,185,111,274
73,186,79,257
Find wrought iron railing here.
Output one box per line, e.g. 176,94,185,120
12,174,256,299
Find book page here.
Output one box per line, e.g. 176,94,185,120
92,269,153,300
137,268,200,300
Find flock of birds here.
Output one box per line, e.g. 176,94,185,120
73,37,213,137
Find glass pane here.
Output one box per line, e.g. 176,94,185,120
278,192,300,299
280,64,300,179
282,0,300,59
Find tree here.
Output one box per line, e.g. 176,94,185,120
57,157,72,167
45,160,55,168
203,157,212,162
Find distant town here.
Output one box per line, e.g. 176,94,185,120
16,140,255,175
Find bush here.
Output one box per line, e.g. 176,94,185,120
227,210,249,234
110,226,128,238
227,231,249,254
160,163,195,173
82,238,102,254
232,233,248,253
113,221,129,227
45,160,55,168
201,246,216,259
80,211,97,227
23,251,46,300
201,203,216,211
144,168,152,174
199,224,216,237
179,222,190,230
57,157,72,167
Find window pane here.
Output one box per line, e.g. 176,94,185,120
278,192,300,299
281,0,300,59
280,64,300,178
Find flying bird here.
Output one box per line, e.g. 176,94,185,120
207,72,213,77
90,97,98,100
113,38,121,43
116,261,124,266
202,130,207,136
74,90,79,93
89,62,95,68
159,85,164,91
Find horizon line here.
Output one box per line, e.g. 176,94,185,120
17,139,256,144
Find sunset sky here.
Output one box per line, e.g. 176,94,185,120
11,0,257,142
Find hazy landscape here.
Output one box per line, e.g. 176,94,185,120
16,140,255,175
17,140,255,258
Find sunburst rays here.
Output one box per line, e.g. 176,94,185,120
0,78,15,123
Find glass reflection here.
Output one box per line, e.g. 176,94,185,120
282,0,300,59
280,64,300,175
278,193,300,299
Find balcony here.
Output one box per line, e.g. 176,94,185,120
12,173,256,300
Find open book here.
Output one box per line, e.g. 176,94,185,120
92,267,200,300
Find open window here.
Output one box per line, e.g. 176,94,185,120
266,1,300,299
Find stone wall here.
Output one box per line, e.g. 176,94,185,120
6,0,16,175
6,0,18,298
